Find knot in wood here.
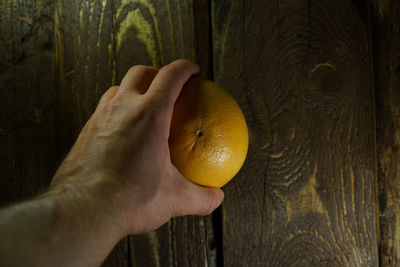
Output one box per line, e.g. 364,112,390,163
309,63,339,96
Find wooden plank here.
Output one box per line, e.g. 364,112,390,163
0,0,56,204
212,0,379,265
372,0,400,265
55,0,216,266
0,0,18,205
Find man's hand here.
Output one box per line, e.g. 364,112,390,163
52,59,224,234
0,59,224,267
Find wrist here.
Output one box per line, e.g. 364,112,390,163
46,175,130,241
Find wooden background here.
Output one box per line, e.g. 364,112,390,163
0,0,399,266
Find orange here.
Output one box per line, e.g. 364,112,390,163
169,77,249,188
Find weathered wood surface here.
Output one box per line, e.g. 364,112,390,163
0,0,56,204
373,0,400,266
212,0,378,265
2,0,400,266
55,0,216,266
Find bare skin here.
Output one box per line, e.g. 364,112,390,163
0,59,224,267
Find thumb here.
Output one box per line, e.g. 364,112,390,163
174,178,225,216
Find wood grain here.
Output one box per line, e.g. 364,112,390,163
55,1,216,266
0,0,56,205
212,0,378,265
372,0,400,265
1,0,392,265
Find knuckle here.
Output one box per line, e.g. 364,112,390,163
109,85,119,91
158,60,198,77
101,86,118,99
171,59,199,71
128,65,156,76
159,63,180,76
128,65,147,73
172,59,193,66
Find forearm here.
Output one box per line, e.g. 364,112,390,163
0,183,126,267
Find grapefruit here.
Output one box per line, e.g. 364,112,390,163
169,77,248,188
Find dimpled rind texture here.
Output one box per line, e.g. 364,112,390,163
169,77,249,188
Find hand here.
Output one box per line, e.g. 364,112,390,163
50,59,225,236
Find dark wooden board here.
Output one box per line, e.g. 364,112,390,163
372,0,400,265
55,0,216,266
0,0,56,204
3,0,396,266
212,0,378,265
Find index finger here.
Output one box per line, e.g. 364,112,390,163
146,59,200,114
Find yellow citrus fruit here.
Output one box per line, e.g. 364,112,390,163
169,77,249,188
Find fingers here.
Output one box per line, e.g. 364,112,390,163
173,176,225,216
146,59,200,115
117,65,158,96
